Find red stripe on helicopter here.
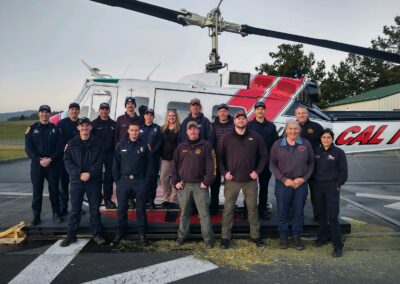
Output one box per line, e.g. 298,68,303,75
264,78,303,121
227,75,275,112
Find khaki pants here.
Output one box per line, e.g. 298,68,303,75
160,159,177,202
177,183,213,241
221,180,260,239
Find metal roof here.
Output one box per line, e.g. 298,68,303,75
326,83,400,107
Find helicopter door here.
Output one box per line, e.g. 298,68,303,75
79,86,118,120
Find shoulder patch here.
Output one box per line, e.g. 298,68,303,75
25,126,30,135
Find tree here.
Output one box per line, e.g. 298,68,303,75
320,16,400,105
255,44,326,84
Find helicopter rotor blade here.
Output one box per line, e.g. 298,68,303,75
90,0,187,25
241,25,400,64
90,0,400,64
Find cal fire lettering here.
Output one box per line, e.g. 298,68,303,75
387,129,400,145
336,125,388,146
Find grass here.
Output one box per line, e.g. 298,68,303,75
0,120,33,160
114,217,400,272
0,120,35,144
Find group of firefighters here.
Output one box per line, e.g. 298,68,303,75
25,96,348,257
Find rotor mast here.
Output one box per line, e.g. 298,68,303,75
177,0,246,73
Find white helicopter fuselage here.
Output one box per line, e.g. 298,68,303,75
52,71,400,154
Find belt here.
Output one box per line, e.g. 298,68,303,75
122,175,144,180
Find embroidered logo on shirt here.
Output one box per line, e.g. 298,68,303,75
307,128,314,134
121,149,127,152
248,138,253,141
297,145,305,151
140,129,144,133
153,128,157,132
195,148,201,155
140,146,144,153
182,149,188,153
33,129,39,134
315,155,320,159
327,155,335,160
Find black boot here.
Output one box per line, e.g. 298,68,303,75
293,236,305,250
105,200,117,209
279,237,288,249
31,215,41,226
53,213,64,223
138,233,149,246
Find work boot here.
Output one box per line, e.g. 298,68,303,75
60,237,77,247
204,239,214,249
220,239,230,249
279,237,288,249
111,235,124,247
293,236,305,250
53,213,64,223
332,248,343,257
176,238,186,246
129,198,136,210
148,200,156,210
250,238,264,247
94,235,106,246
60,208,68,217
31,215,41,226
105,200,117,209
138,234,149,246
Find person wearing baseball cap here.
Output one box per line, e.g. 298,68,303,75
218,109,268,249
92,102,117,209
247,101,279,220
172,119,216,248
210,103,234,216
58,102,81,216
140,108,161,209
179,98,214,146
25,105,64,225
61,117,106,247
115,97,142,144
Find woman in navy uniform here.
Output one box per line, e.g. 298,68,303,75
310,129,348,257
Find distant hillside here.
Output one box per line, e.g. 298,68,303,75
0,110,36,121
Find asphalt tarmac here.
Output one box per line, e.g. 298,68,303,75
0,151,399,283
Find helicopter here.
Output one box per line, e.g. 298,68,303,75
49,0,400,154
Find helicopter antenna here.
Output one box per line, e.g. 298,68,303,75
146,62,162,80
81,59,112,78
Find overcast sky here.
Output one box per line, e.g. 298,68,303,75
0,0,398,112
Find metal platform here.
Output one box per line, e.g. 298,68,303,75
26,205,351,240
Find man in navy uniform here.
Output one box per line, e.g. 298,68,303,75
295,106,323,221
210,103,234,216
92,102,117,209
247,101,279,219
112,121,153,246
139,108,161,209
25,105,64,225
61,117,105,247
58,102,80,215
115,97,142,210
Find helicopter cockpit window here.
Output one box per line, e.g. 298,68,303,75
229,72,250,87
211,105,245,120
167,102,189,123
